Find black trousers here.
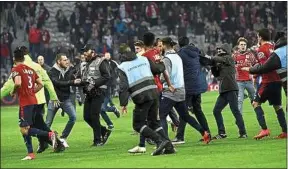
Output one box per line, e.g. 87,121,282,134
84,93,107,144
34,104,52,145
176,94,210,140
133,99,162,132
159,97,204,138
213,91,247,135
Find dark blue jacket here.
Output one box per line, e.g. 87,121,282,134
178,45,207,95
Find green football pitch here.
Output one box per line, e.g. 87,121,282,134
1,91,287,168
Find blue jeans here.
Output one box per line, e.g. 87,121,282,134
237,81,255,114
100,95,116,126
46,99,77,138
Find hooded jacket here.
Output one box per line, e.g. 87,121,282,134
178,45,207,94
118,51,165,106
48,64,77,101
211,43,238,94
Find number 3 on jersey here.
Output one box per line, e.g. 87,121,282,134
27,76,33,89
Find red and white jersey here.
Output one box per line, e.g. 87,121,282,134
11,64,38,107
257,42,281,84
233,51,256,81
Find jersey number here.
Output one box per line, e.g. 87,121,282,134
28,76,33,89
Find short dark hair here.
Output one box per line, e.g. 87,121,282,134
56,53,66,61
20,46,29,55
13,47,25,62
134,40,144,47
178,36,189,47
143,32,155,47
257,28,271,41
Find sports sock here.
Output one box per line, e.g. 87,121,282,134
138,134,146,147
254,107,268,130
140,126,162,146
23,135,33,154
28,128,49,137
276,108,287,132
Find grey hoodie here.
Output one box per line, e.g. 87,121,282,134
212,43,238,94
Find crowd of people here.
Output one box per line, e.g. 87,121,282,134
1,2,286,67
1,27,287,160
0,1,287,161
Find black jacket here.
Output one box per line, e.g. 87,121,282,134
118,52,165,106
178,45,207,94
48,64,77,102
211,43,238,94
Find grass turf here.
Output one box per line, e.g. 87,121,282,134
1,91,287,168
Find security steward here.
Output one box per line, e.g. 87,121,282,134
117,45,175,156
81,44,112,146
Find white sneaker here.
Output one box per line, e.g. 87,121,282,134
128,146,146,153
59,138,69,148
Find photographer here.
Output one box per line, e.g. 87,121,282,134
81,44,112,146
201,43,247,139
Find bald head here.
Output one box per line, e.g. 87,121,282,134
37,55,44,66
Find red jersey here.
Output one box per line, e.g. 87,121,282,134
11,64,38,107
142,48,163,92
257,42,281,84
233,51,256,81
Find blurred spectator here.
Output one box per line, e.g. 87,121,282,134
164,10,176,35
178,21,187,38
28,23,41,60
37,2,50,28
69,7,84,30
83,16,93,38
114,17,126,35
86,6,96,22
126,24,137,40
37,55,51,72
24,16,35,41
3,3,17,39
15,2,28,29
195,17,205,50
253,16,265,31
103,30,113,48
118,31,129,44
137,21,149,40
87,33,100,49
28,2,36,17
145,2,159,27
40,26,50,45
55,9,69,33
55,42,69,56
119,2,126,19
0,37,10,68
97,38,113,55
39,43,54,66
1,27,13,66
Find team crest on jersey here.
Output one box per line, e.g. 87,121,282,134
257,52,265,59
